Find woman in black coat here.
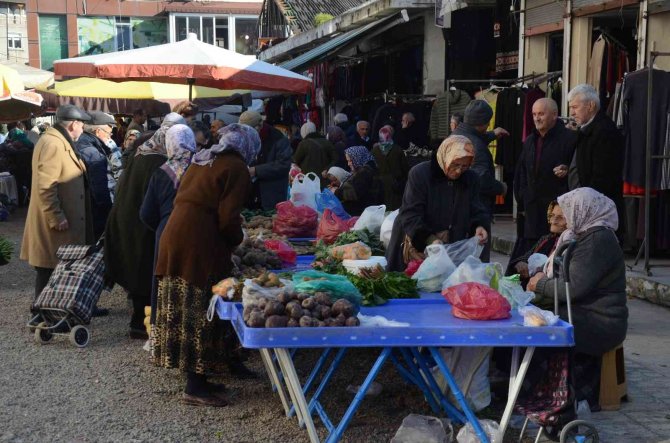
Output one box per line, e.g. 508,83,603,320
386,135,490,272
335,145,383,216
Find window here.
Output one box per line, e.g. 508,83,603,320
8,33,21,49
235,18,259,55
215,17,228,48
176,16,188,41
203,17,214,45
116,23,132,51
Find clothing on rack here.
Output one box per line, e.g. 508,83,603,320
587,34,630,111
428,89,472,143
494,87,526,171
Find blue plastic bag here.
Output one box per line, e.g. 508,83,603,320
292,270,362,312
315,188,351,220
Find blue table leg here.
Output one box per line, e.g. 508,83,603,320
307,348,347,415
288,348,333,418
324,347,392,443
409,347,466,424
390,351,421,386
396,348,441,415
429,347,489,443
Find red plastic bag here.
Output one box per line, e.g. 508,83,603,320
404,259,424,277
317,209,351,244
442,282,511,320
273,201,318,238
264,239,297,265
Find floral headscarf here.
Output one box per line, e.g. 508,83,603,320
378,125,395,155
544,187,618,277
436,135,475,175
135,112,186,156
345,145,376,170
192,123,261,166
326,126,346,145
160,124,196,188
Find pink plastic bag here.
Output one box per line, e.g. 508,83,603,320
404,259,423,277
442,282,511,320
264,239,297,265
317,209,351,245
272,201,318,238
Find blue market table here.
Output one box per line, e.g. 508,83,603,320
226,297,574,443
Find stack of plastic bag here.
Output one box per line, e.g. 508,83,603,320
272,201,319,238
290,172,320,211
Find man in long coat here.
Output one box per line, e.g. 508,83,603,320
21,105,93,302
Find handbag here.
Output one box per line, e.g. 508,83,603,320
402,230,450,265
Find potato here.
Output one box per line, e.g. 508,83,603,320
313,292,333,306
332,299,354,317
312,305,324,320
323,318,334,327
335,313,347,325
286,301,303,320
301,297,316,310
257,297,268,310
264,300,285,317
299,316,316,327
287,318,299,327
247,311,266,328
243,305,256,322
345,316,360,327
265,315,289,328
321,306,332,320
297,292,311,302
277,291,293,305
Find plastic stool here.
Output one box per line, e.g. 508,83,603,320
599,344,627,411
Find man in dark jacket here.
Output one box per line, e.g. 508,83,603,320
334,113,356,141
567,84,625,238
348,120,373,150
76,111,115,240
515,98,575,253
293,122,337,188
240,111,292,210
453,100,508,261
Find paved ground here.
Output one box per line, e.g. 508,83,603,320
1,209,670,442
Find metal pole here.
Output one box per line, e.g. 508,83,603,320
644,53,654,274
188,78,195,102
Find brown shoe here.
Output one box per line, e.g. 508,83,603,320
182,392,229,407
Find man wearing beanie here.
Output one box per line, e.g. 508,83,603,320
239,110,292,210
453,99,508,261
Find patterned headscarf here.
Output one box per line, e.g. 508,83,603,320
160,124,196,188
345,145,375,170
192,123,261,166
326,125,346,145
544,187,618,277
436,135,475,175
378,125,395,155
135,112,186,157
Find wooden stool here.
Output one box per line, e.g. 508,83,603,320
599,344,627,411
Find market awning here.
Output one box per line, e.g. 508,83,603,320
0,60,54,90
279,12,409,72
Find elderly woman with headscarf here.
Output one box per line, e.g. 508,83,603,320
372,125,409,211
386,135,490,272
325,166,351,192
139,124,196,331
104,112,186,339
188,120,212,152
326,125,349,169
334,145,382,216
527,188,627,404
293,122,337,188
121,112,185,168
152,124,260,407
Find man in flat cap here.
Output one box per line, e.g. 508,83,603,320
239,110,291,210
453,100,508,261
21,104,94,306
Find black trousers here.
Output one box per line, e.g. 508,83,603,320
34,267,54,299
129,291,150,330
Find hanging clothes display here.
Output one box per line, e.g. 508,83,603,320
428,89,472,145
587,33,630,111
494,87,526,171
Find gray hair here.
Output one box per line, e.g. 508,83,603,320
568,84,600,111
356,120,370,129
333,113,348,125
533,97,559,114
84,124,109,133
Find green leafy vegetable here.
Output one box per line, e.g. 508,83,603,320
347,265,419,306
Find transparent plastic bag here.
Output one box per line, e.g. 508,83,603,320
412,244,456,292
290,172,321,211
528,253,548,276
497,277,534,309
443,236,484,267
292,270,362,310
518,305,560,327
241,278,293,308
353,205,386,235
442,256,503,290
456,419,500,443
315,188,351,220
380,209,399,248
431,347,492,412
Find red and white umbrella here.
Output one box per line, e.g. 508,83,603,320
54,33,311,99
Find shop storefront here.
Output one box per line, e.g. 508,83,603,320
168,13,259,55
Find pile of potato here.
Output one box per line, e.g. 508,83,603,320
232,238,284,278
243,291,360,328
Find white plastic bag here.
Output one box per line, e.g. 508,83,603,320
241,278,293,308
497,278,534,309
353,204,386,235
290,172,321,211
431,347,492,412
442,256,503,290
456,419,500,443
519,305,560,327
443,236,484,267
528,253,548,276
412,244,456,292
380,209,399,248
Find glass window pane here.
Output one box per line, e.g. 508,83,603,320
188,17,201,39
202,17,214,44
176,16,187,41
116,25,131,51
215,17,228,48
235,18,258,55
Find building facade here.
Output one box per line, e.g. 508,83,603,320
0,1,29,64
24,0,262,71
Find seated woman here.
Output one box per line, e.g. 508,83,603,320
386,135,490,272
335,146,382,216
506,201,567,287
324,166,351,193
528,187,628,405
